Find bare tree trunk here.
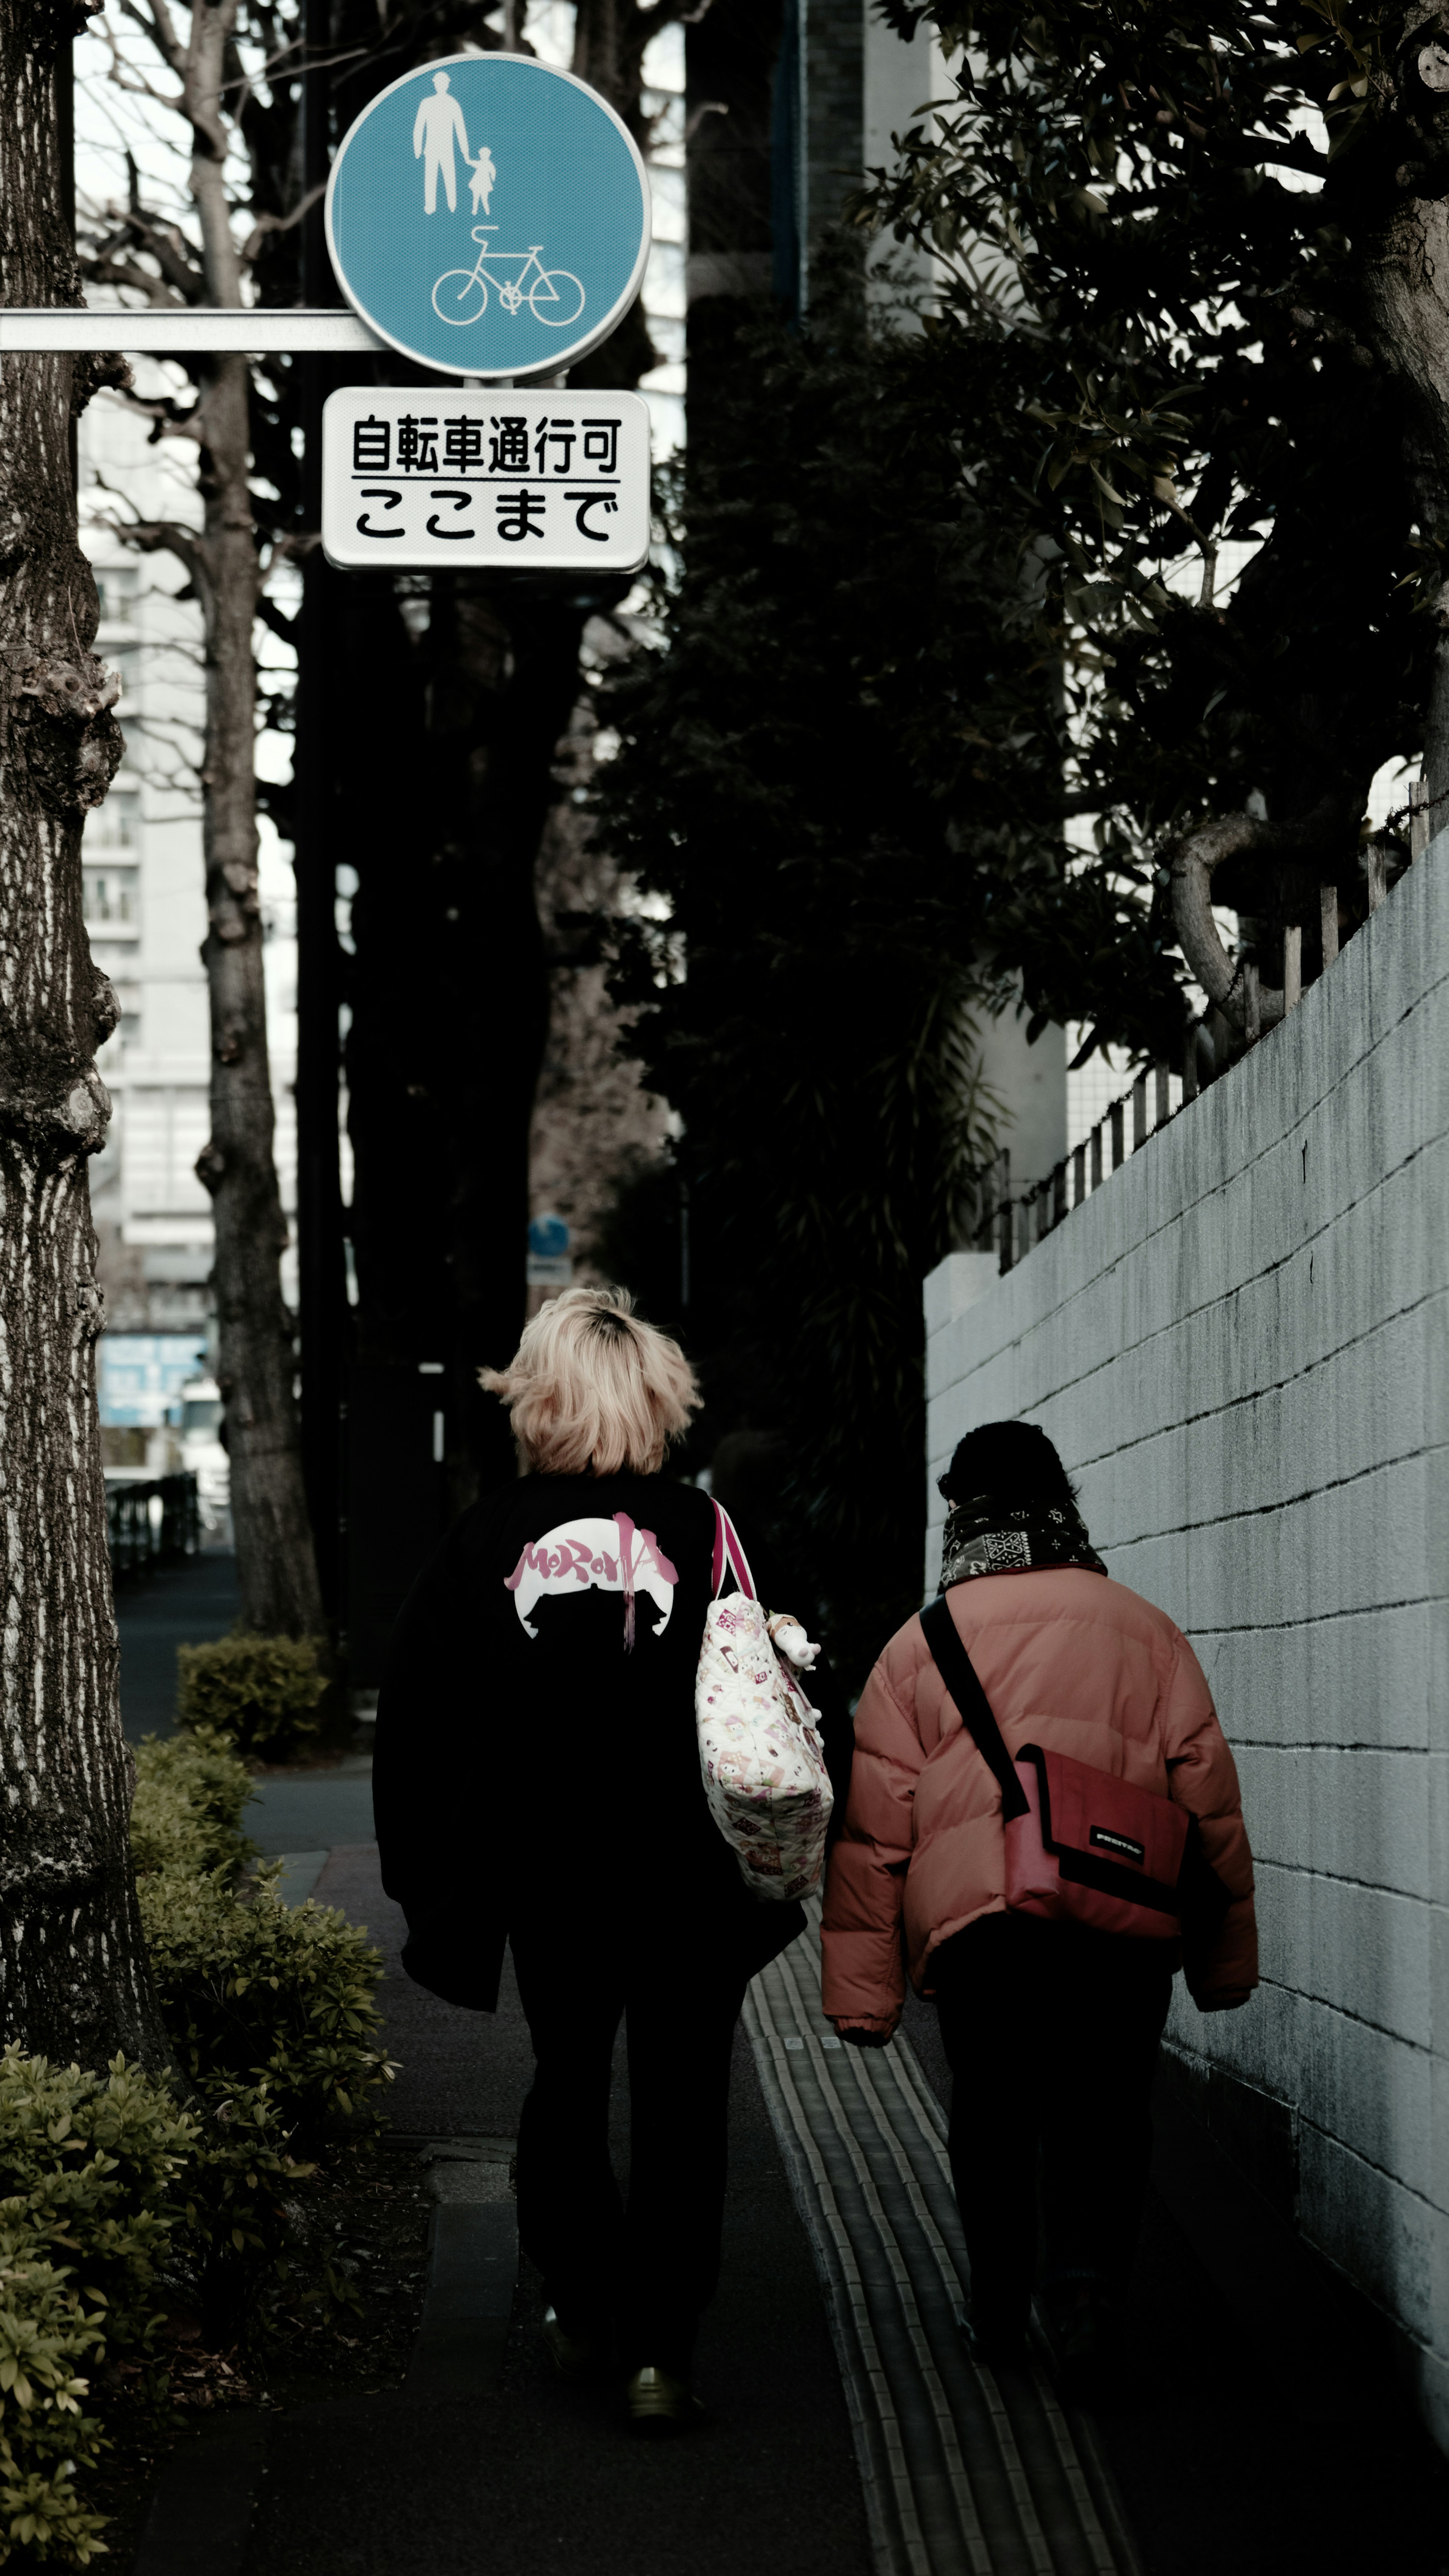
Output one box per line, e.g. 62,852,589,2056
0,0,172,2067
193,350,323,1637
183,5,323,1639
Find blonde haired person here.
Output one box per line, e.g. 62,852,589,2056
372,1288,852,2435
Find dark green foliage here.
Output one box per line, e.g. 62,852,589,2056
127,1726,259,1883
597,5,1446,1677
869,0,1438,958
0,2050,193,2567
175,1635,327,1765
0,2047,302,2567
138,1869,394,2155
0,1733,395,2562
595,292,1005,1679
597,281,1181,1678
130,1732,394,2155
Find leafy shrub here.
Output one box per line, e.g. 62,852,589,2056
0,1696,392,2560
0,2052,192,2363
131,1728,392,2148
0,2243,108,2567
129,1728,257,1882
137,1869,394,2151
0,2048,198,2568
175,1635,328,1764
0,2049,322,2563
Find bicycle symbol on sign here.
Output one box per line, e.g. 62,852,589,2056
432,227,586,329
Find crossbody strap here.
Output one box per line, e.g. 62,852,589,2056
918,1595,1030,1823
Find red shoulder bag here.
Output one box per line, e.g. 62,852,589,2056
919,1596,1224,1943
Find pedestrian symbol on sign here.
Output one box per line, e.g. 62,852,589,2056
326,53,650,378
413,72,473,215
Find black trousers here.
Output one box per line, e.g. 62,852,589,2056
934,1913,1173,2334
510,1918,749,2372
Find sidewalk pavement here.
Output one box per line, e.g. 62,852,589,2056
116,1549,240,1741
113,1546,1446,2576
240,1839,874,2576
265,1832,1447,2576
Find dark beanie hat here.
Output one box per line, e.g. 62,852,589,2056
938,1420,1077,1514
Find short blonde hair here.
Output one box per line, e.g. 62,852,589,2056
480,1286,701,1476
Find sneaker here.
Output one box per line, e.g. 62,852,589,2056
625,2364,708,2436
541,2307,609,2382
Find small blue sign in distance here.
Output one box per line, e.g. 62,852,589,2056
528,1214,571,1260
325,54,650,380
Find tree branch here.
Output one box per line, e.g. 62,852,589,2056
80,251,181,309
254,593,297,646
97,13,185,109
117,0,185,77
238,180,325,270
1166,793,1359,1030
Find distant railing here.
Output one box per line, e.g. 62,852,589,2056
969,1060,1188,1272
964,804,1423,1267
105,1472,200,1578
969,790,1436,1274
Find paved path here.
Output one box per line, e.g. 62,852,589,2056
749,1904,1138,2576
239,1840,872,2576
137,1798,1449,2576
116,1549,239,1741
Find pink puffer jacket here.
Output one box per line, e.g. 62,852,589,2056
821,1567,1257,2033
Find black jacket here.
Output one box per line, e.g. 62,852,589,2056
372,1471,855,2009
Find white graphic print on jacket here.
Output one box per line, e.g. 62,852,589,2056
504,1513,679,1647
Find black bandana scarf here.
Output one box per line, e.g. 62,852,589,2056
938,1496,1107,1593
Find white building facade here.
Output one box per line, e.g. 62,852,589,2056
80,385,298,1443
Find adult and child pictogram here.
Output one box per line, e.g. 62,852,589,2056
326,52,650,379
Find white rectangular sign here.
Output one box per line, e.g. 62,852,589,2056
320,386,650,571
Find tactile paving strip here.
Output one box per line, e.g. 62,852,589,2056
744,1904,1144,2576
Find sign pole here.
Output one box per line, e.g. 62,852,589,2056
293,7,351,1629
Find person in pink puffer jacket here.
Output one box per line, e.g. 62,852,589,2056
821,1419,1257,2387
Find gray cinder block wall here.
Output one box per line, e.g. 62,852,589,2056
923,835,1449,2453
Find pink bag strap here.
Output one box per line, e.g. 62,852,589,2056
711,1499,757,1602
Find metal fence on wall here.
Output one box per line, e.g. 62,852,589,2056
971,810,1429,1274
105,1473,200,1579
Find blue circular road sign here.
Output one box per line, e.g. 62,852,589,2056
528,1214,571,1259
325,54,651,380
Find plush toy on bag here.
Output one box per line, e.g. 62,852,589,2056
695,1503,833,1900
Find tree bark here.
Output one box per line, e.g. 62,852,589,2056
182,3,324,1639
0,0,173,2067
194,347,323,1638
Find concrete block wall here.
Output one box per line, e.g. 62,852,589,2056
923,837,1449,2452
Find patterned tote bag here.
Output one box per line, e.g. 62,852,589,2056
694,1503,833,1901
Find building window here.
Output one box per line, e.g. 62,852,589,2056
94,569,137,623
83,867,139,925
86,793,138,851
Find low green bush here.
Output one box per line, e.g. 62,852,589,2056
175,1635,328,1764
129,1726,258,1881
0,2050,191,2363
0,2048,199,2568
0,1715,395,2562
132,1726,392,2151
138,1868,394,2151
0,2241,108,2567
